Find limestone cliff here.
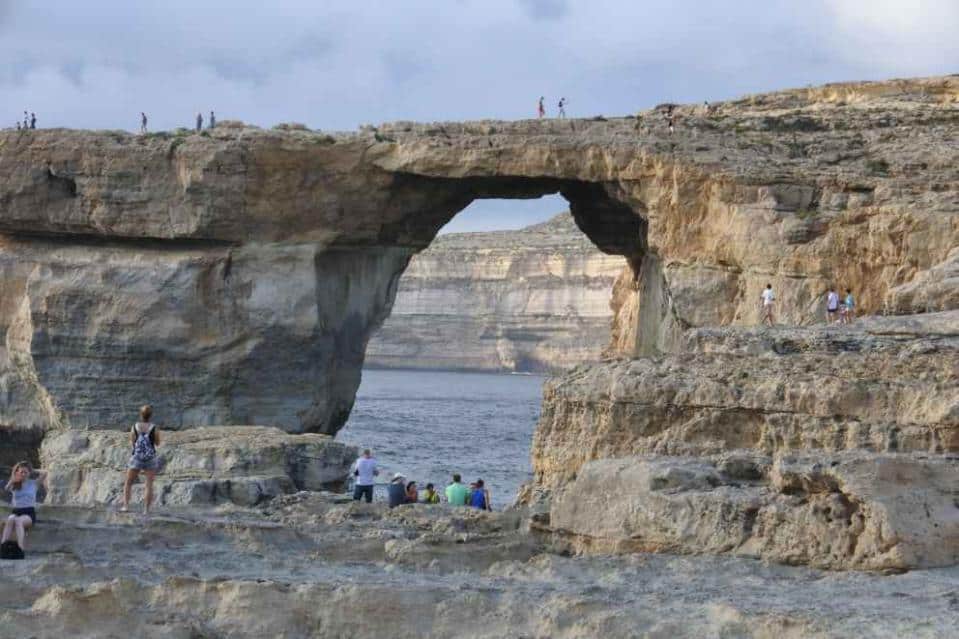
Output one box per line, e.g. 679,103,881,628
0,75,956,439
365,212,623,372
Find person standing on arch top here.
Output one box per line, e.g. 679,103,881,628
558,97,567,118
140,112,148,134
537,96,545,119
351,449,378,503
195,111,203,132
209,110,216,129
30,113,36,129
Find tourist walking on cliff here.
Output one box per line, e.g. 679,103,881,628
469,479,492,511
445,473,469,505
121,405,161,514
760,283,775,326
538,97,545,119
558,97,567,118
29,113,36,129
351,449,378,503
140,112,148,134
842,288,856,324
195,112,203,132
2,462,47,557
387,473,407,508
825,287,840,323
209,110,216,129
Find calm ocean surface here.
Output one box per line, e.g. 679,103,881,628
336,369,544,508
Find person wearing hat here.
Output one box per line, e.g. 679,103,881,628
387,473,407,509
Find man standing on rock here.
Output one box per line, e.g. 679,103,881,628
826,286,840,323
209,110,216,129
760,283,775,326
351,449,378,503
538,97,545,119
196,112,203,132
141,112,148,134
445,473,469,506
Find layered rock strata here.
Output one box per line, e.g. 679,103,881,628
529,311,959,569
1,75,956,436
40,426,356,507
366,212,623,372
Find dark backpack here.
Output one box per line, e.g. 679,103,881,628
0,540,24,560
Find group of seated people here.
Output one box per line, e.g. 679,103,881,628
386,472,491,511
351,449,492,510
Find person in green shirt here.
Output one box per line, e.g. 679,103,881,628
445,473,469,505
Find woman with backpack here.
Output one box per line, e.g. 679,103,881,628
121,404,161,514
2,461,47,557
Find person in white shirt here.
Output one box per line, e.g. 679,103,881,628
760,283,775,326
351,449,379,503
825,287,840,323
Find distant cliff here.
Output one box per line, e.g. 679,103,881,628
365,213,624,372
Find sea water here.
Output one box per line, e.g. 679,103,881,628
336,369,543,508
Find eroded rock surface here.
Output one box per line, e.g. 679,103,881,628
3,498,959,638
40,426,356,507
533,312,959,492
548,451,959,571
366,212,623,372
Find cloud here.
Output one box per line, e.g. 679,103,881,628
517,0,569,21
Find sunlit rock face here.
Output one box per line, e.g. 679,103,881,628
365,212,624,372
0,75,956,437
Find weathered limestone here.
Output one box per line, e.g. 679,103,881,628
533,312,959,492
548,452,959,571
4,498,959,638
366,213,624,372
39,426,356,507
0,75,956,435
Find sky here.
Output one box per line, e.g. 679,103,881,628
1,0,956,232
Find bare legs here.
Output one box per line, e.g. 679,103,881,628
121,468,156,513
2,514,32,548
121,469,138,512
143,470,156,513
761,306,774,326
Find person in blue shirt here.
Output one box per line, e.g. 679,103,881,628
469,479,492,511
387,473,407,508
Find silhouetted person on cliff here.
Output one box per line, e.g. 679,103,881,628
22,112,28,129
558,97,567,118
209,110,216,129
29,113,35,129
538,97,545,119
196,112,203,132
140,112,148,134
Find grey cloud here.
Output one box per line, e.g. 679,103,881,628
517,0,569,20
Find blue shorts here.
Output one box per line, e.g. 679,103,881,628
128,455,159,471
